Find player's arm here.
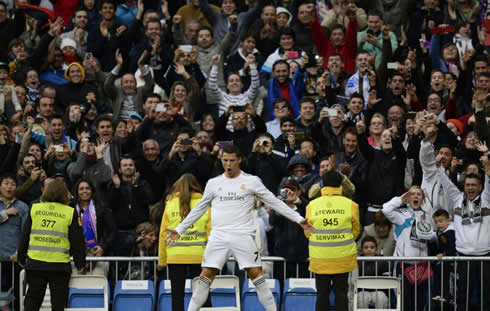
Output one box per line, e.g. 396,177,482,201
253,177,312,230
167,184,214,244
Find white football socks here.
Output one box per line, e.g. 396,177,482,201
253,275,277,311
187,276,212,311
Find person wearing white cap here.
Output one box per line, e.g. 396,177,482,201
59,8,89,56
59,38,79,69
275,7,292,29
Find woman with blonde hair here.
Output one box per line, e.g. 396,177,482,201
159,173,211,311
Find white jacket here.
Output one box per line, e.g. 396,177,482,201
382,197,435,258
437,167,490,255
420,140,452,217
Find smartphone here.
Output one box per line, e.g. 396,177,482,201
259,139,269,146
327,108,338,117
407,112,416,120
416,111,426,119
457,159,464,166
34,117,44,124
54,145,64,152
233,106,245,112
366,29,375,36
387,62,399,70
286,51,299,59
180,139,192,146
84,52,93,60
217,141,233,148
294,131,305,140
179,45,192,53
156,104,167,112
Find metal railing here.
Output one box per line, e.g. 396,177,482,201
2,256,490,310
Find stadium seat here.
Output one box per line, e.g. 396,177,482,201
192,275,240,311
157,279,193,311
113,280,155,311
67,275,110,311
353,276,401,311
281,278,317,311
241,278,280,311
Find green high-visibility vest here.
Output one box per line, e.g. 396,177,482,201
28,202,73,263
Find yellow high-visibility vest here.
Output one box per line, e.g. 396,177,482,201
307,187,358,274
28,202,73,263
159,193,210,265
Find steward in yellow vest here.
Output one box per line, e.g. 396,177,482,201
158,173,213,311
17,180,86,311
305,171,360,311
159,192,211,265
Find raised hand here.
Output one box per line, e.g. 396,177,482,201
172,14,182,25
49,17,64,35
115,49,123,66
476,140,488,153
211,54,221,65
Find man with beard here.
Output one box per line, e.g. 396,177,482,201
15,154,46,204
59,9,89,56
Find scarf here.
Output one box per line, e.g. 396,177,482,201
268,78,300,120
77,200,98,247
25,85,40,103
460,194,482,225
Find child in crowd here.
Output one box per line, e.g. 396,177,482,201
357,236,390,309
432,209,456,308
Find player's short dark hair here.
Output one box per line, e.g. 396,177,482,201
433,209,450,219
222,144,241,157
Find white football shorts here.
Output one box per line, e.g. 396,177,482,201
202,230,262,270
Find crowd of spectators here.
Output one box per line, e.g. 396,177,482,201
1,0,490,307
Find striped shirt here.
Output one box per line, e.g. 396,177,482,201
208,64,260,117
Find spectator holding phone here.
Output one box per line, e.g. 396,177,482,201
357,10,398,69
215,103,266,157
167,129,212,187
247,133,288,193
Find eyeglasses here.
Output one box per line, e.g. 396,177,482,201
232,116,247,120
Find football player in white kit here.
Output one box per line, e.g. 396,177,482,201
167,145,312,311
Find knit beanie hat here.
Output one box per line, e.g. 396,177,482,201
446,119,464,135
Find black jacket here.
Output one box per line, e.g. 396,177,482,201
270,202,309,262
18,206,86,273
215,113,266,158
334,151,368,204
359,135,406,205
247,152,288,193
107,178,153,230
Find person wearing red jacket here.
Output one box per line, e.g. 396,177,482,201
311,2,358,75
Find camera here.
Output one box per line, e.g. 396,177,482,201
260,139,269,146
279,189,288,200
180,139,192,146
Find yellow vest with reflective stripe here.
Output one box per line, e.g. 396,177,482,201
165,193,209,264
308,190,357,274
28,202,73,263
